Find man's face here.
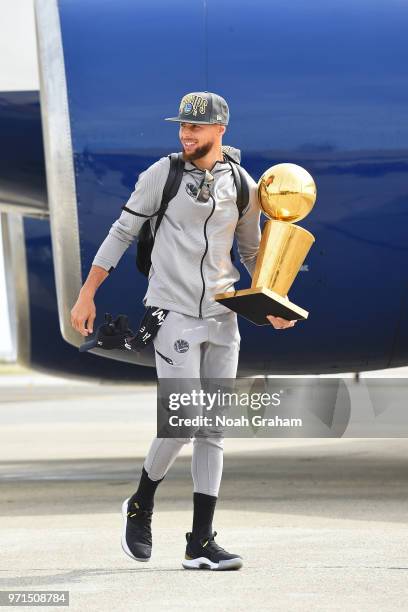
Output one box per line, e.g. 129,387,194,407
179,122,225,161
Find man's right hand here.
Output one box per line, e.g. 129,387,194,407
71,292,96,337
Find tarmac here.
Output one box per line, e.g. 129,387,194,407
1,364,408,611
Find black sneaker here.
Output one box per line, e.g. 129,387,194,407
121,497,153,562
182,531,243,571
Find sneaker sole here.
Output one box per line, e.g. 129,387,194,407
121,498,151,562
182,556,243,571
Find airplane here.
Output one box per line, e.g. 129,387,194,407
1,0,407,382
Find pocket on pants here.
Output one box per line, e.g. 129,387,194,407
221,311,241,347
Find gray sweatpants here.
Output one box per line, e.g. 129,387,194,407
143,309,241,496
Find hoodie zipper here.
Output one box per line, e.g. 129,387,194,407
198,193,216,319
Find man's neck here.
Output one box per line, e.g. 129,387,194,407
183,146,224,172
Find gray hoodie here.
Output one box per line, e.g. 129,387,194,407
92,149,262,318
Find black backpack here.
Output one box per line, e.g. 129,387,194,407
121,145,250,277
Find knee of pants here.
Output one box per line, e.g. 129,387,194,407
173,424,208,440
194,424,226,441
193,435,225,451
173,436,193,444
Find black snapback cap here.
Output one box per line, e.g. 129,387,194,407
165,91,229,125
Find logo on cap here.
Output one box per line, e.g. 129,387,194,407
180,94,208,118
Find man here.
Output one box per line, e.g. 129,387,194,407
71,91,296,571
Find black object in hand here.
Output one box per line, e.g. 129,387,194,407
78,313,136,353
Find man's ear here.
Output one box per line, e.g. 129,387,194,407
219,125,226,136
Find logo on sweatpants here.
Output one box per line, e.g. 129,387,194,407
174,339,189,353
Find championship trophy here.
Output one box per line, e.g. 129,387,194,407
214,163,317,325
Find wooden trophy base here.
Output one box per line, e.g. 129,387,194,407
214,287,308,326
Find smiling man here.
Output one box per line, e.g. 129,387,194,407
71,91,296,571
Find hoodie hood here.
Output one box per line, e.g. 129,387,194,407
221,145,241,164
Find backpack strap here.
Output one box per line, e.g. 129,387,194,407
153,152,185,240
228,161,250,219
226,159,251,264
120,153,185,228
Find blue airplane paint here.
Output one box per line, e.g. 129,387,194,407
1,0,408,377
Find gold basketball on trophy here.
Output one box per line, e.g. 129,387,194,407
258,163,316,222
214,163,317,325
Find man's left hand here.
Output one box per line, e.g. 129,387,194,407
266,315,297,329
